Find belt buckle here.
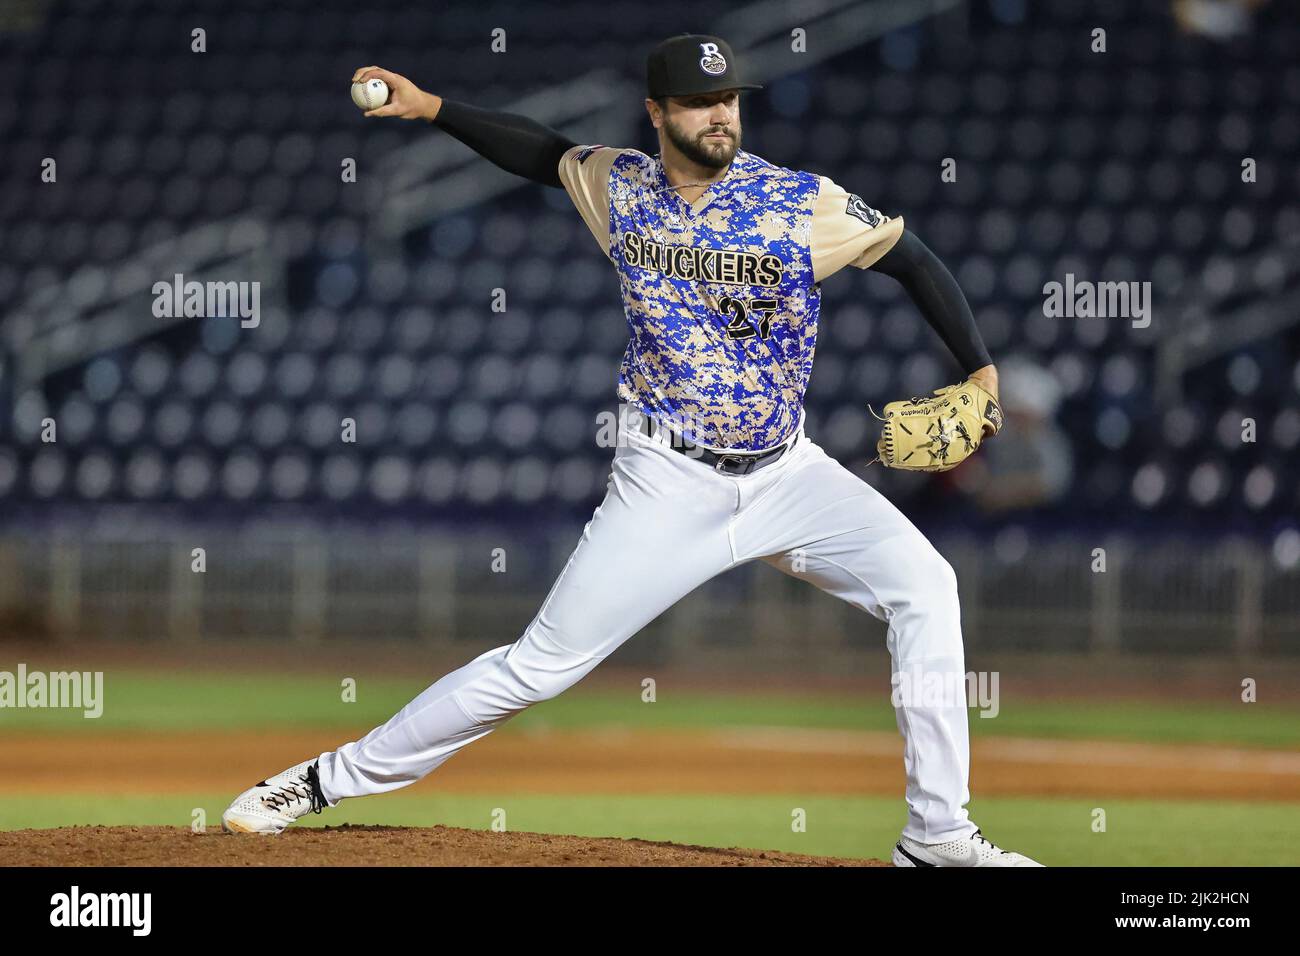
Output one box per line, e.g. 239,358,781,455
714,454,752,475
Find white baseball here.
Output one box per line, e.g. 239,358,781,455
351,78,390,111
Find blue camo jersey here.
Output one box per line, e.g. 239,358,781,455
558,144,904,452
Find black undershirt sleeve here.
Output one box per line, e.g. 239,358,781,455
869,228,993,376
430,99,577,189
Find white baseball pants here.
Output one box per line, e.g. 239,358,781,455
315,412,979,844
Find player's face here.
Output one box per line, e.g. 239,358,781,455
660,89,742,169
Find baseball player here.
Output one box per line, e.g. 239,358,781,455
223,34,1042,867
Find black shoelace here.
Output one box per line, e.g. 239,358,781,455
306,763,326,813
263,764,326,815
973,829,1008,856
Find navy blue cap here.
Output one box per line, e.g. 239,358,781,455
645,34,763,99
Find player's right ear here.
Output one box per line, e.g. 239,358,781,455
645,96,669,129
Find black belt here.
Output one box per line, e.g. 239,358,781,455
639,415,796,475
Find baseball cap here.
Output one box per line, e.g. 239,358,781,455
645,34,763,99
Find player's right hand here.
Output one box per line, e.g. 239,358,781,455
351,66,442,121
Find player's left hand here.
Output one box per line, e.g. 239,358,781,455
965,364,1000,435
869,373,1004,472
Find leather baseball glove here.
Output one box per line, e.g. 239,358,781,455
870,378,1004,472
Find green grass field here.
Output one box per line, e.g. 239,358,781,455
3,670,1299,864
1,793,1295,865
3,670,1299,747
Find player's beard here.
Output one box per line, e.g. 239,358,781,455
663,115,740,170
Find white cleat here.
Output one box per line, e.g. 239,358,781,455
222,759,328,835
892,828,1044,867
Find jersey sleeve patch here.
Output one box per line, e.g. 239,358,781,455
845,193,886,228
808,175,903,283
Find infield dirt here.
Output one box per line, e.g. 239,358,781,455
0,825,887,866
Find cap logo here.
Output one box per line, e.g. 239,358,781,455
698,41,727,76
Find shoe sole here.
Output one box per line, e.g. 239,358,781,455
222,815,281,835
893,842,1044,867
892,842,936,867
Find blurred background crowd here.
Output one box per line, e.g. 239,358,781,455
0,0,1296,657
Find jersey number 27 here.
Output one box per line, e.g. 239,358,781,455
720,296,777,340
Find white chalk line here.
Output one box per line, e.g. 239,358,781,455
709,726,1300,776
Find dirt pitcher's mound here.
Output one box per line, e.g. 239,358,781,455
0,825,888,867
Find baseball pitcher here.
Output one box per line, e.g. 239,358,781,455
223,34,1040,867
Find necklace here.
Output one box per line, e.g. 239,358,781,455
656,178,723,197
656,154,734,195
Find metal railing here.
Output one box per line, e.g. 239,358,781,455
1,525,1293,666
